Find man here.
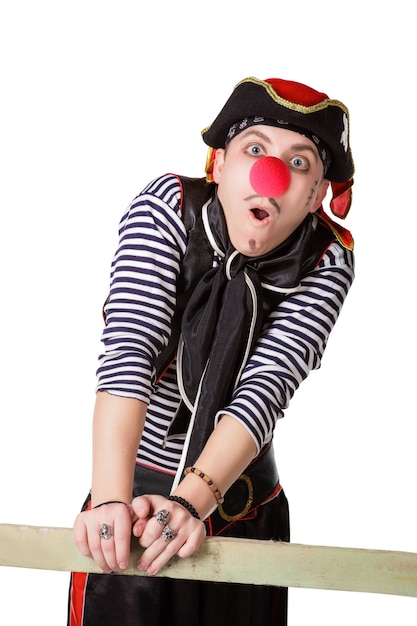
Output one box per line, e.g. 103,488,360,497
69,76,355,625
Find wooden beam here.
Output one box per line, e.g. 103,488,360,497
1,524,416,597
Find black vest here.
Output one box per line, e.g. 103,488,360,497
155,175,336,382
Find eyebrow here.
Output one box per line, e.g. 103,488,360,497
237,129,319,162
289,142,319,163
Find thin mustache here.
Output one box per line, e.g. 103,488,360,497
244,194,280,213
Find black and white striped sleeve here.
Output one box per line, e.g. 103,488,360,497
217,242,355,453
96,174,187,402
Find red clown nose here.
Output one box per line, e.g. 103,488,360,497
249,156,291,198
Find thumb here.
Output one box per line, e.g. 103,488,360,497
131,494,153,519
131,495,152,537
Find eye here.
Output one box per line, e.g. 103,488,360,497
246,143,263,156
290,155,309,170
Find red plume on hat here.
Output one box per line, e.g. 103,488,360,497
202,77,354,220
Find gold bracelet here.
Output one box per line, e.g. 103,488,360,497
184,466,224,504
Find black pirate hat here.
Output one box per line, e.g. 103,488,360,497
202,77,354,218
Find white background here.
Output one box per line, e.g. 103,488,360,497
1,1,416,623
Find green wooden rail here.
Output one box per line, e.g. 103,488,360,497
1,524,416,597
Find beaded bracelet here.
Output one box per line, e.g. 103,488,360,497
184,466,224,504
93,500,128,509
168,495,200,520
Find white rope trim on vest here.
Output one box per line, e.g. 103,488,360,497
176,335,194,413
225,249,239,279
170,355,210,494
261,281,301,294
232,270,259,391
202,198,224,259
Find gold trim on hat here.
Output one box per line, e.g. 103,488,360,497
237,76,350,117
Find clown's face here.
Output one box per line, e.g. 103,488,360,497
213,125,329,257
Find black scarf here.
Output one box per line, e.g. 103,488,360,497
168,191,331,487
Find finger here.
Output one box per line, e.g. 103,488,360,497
138,518,188,573
73,515,93,558
98,509,134,572
99,531,121,573
139,510,171,548
87,525,113,573
131,495,153,519
137,527,178,573
138,519,206,575
113,515,134,570
84,502,133,571
132,517,147,538
176,523,206,559
138,528,184,575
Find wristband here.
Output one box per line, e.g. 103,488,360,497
168,495,200,519
93,500,128,509
184,466,224,505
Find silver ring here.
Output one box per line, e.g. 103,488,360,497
154,509,170,526
161,524,177,542
99,523,113,541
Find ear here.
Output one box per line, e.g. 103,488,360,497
212,148,226,183
310,179,330,213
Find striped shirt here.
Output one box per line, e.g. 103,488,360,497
97,174,355,473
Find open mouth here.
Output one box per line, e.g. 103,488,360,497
251,208,270,221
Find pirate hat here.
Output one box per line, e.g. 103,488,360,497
202,77,354,218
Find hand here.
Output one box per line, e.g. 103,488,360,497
132,495,206,575
73,501,136,573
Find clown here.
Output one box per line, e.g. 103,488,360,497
68,76,355,626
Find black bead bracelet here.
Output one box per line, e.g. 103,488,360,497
168,495,200,520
